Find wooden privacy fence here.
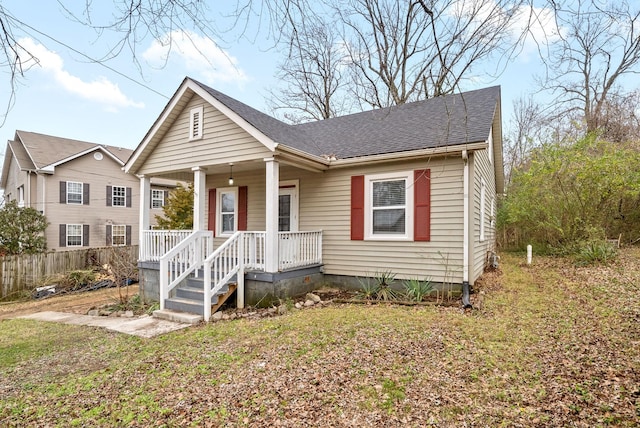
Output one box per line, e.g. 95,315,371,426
0,246,138,300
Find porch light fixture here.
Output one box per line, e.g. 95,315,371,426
228,163,234,185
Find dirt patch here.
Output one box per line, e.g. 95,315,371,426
0,285,139,320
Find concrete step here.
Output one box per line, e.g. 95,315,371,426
152,309,202,324
165,296,207,315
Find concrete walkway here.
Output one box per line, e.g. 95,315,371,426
17,311,192,338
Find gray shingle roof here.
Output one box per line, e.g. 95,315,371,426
14,131,133,168
193,79,499,160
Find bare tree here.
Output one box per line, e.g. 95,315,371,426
542,0,640,135
268,14,351,122
504,96,548,185
331,0,532,109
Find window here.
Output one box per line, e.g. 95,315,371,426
352,170,430,242
152,189,165,209
67,181,83,204
112,186,126,207
480,178,486,242
364,172,414,240
67,224,83,247
18,186,24,207
218,187,237,236
112,225,126,246
189,106,204,140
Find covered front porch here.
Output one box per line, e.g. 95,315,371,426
136,157,326,320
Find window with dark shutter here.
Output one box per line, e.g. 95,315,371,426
414,169,431,242
83,183,90,205
350,176,365,240
82,225,90,246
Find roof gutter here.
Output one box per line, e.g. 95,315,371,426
327,141,488,168
274,143,330,171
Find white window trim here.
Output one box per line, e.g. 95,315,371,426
488,128,494,165
67,224,83,247
364,171,414,241
112,224,126,246
490,197,495,229
18,185,24,207
112,185,126,207
189,106,204,141
151,189,165,209
217,187,238,237
480,178,486,242
67,181,83,205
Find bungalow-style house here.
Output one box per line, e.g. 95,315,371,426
0,131,176,251
126,77,503,321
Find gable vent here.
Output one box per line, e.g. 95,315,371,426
189,106,204,140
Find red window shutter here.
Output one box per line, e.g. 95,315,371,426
238,186,248,231
351,175,365,240
414,169,431,241
208,188,216,236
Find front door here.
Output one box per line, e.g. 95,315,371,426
278,186,298,232
278,183,299,269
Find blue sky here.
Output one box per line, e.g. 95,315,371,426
0,0,556,157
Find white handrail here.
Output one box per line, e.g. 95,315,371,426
203,231,242,320
159,230,213,310
141,230,192,261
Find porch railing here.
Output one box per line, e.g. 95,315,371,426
159,230,213,311
141,230,192,262
151,229,322,320
278,230,323,270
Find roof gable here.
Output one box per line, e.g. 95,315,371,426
188,80,500,160
12,131,132,171
126,77,501,176
125,78,282,174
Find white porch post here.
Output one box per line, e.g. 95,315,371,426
192,166,206,231
139,175,151,258
265,157,279,273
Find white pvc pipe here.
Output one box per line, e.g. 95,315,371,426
462,150,469,283
527,244,532,265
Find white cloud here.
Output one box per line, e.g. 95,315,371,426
16,38,144,110
444,0,563,62
511,4,563,60
142,30,248,85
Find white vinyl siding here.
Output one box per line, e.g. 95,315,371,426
138,96,273,176
471,148,498,284
206,157,464,284
67,181,83,204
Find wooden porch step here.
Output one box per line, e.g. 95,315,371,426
163,281,237,319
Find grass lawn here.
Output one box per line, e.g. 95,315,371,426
1,250,639,427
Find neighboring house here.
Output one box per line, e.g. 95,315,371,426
125,77,503,318
0,131,176,251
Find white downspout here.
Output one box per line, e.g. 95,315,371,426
462,150,472,308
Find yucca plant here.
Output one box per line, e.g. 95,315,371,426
403,278,434,302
